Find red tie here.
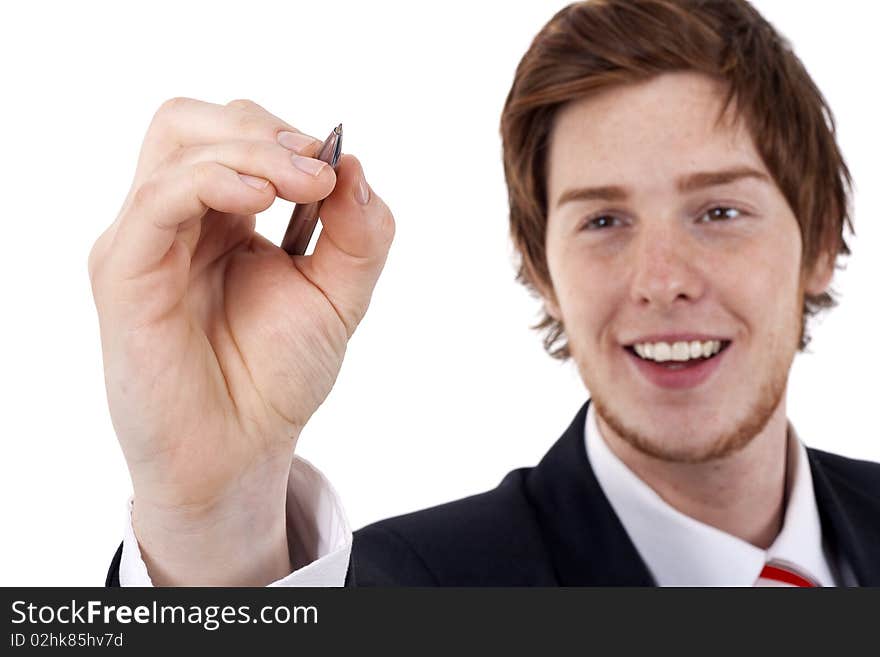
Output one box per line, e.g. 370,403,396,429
755,561,819,587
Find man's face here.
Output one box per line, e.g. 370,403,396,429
543,72,831,462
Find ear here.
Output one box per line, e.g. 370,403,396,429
803,250,836,296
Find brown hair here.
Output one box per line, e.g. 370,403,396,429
500,0,854,359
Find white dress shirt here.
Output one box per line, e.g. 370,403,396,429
585,403,838,586
120,456,353,586
120,406,845,587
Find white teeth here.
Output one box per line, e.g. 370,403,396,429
653,342,672,362
631,339,724,363
671,342,690,361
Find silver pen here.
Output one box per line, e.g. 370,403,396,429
281,124,343,256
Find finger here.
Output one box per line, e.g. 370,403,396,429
93,136,332,287
109,162,277,280
293,154,396,337
136,97,320,185
163,139,336,205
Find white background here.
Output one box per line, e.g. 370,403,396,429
1,1,877,585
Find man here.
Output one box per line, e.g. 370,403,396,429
94,0,880,587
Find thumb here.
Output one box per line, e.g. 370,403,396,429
292,154,396,337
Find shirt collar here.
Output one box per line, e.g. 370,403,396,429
584,402,835,586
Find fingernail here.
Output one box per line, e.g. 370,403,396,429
239,174,269,190
277,130,319,154
355,171,371,205
291,154,327,177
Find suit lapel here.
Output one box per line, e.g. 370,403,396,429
808,450,880,586
522,401,880,586
525,400,655,586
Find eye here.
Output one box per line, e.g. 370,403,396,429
698,206,741,223
582,215,622,230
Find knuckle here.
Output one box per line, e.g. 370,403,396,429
156,147,183,170
129,177,162,212
87,224,116,294
226,99,278,135
190,160,213,188
149,97,199,143
87,239,104,282
376,203,397,245
225,98,259,111
154,96,194,123
234,111,264,133
159,145,188,170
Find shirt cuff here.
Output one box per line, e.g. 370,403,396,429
119,455,353,587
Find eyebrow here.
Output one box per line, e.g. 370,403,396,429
554,166,771,209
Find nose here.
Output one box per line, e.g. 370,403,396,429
628,222,706,310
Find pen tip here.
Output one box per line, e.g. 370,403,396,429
335,123,342,135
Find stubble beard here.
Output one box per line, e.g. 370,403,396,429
588,342,795,464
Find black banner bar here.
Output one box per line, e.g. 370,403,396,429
2,588,876,652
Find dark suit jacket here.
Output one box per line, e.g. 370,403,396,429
106,400,880,586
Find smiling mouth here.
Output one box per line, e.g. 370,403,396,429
624,340,733,371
